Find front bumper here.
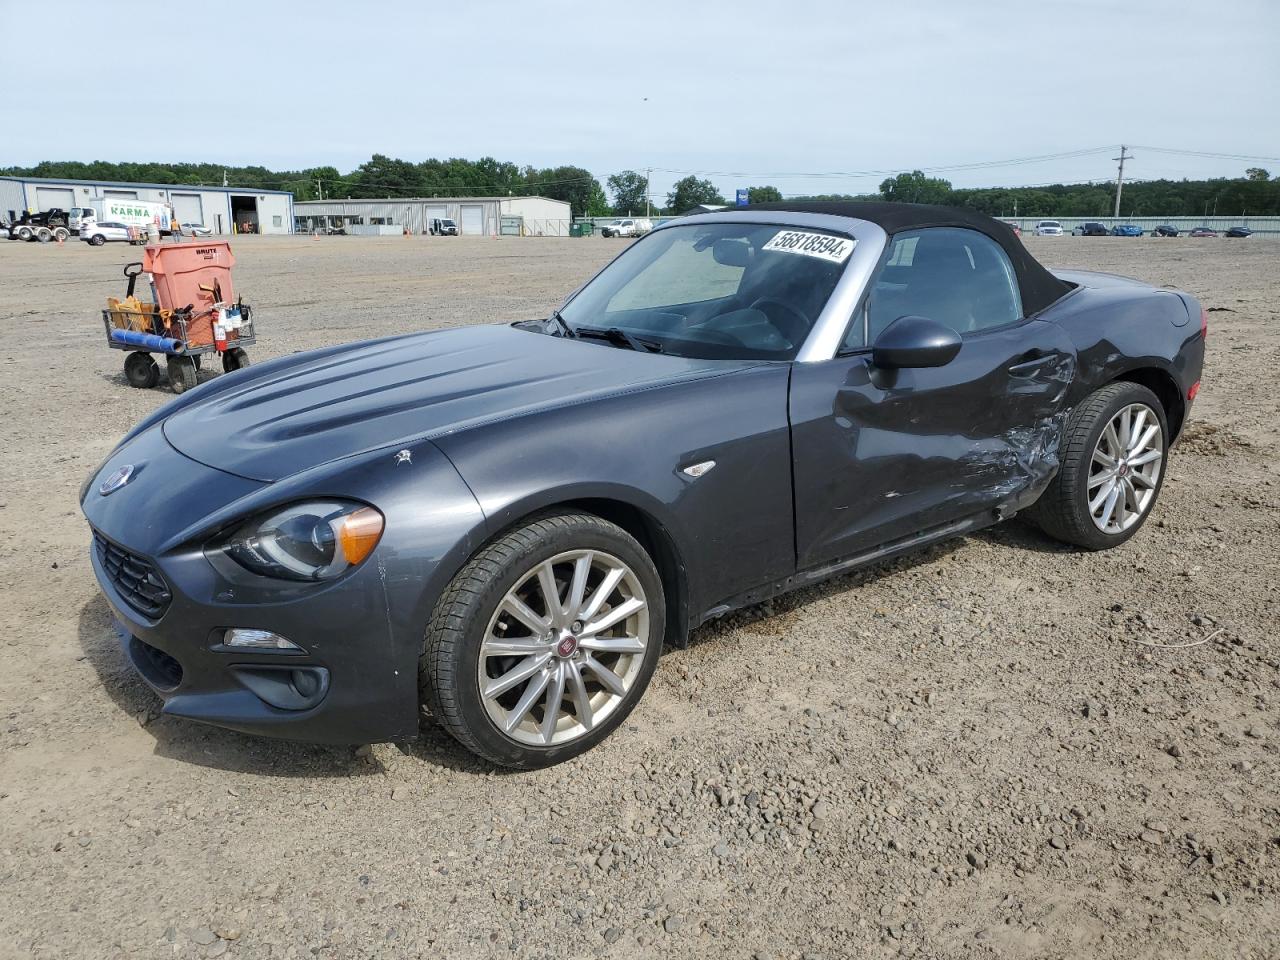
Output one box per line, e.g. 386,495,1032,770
82,422,488,745
92,529,418,744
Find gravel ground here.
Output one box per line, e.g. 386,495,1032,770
0,233,1276,960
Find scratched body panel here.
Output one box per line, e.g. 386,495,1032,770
790,320,1077,569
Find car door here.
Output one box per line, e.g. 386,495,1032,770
789,226,1077,570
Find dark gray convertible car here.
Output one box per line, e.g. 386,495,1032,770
81,202,1206,767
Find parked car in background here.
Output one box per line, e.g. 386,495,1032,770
81,201,1205,768
1225,226,1252,238
602,218,653,238
1111,224,1144,237
1152,225,1179,237
81,222,138,245
1034,220,1064,236
1071,222,1108,237
180,222,212,237
1189,227,1218,238
430,218,459,236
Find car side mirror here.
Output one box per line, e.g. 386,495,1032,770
871,315,962,369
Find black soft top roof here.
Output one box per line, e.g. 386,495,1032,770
718,200,1074,316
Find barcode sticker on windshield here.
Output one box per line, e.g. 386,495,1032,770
762,230,855,263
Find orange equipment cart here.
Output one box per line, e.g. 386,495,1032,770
101,240,257,395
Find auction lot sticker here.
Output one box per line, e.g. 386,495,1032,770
762,230,856,263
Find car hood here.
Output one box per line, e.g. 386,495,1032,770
163,324,758,482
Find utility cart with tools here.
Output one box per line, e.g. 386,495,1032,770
101,240,257,394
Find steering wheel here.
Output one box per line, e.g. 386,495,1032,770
748,297,810,346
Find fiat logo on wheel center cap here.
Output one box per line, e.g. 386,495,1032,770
556,633,579,658
99,464,134,496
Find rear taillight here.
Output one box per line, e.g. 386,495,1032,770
1200,307,1209,341
1188,381,1201,402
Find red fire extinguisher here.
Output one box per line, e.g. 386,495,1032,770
213,310,228,352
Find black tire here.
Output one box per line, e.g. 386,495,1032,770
36,227,52,243
421,512,665,768
1024,382,1169,550
166,355,198,394
222,347,250,373
90,234,105,246
53,227,69,242
123,351,159,389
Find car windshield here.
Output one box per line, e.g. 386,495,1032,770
558,221,854,360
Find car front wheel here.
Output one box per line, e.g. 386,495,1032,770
1026,382,1168,550
422,512,664,768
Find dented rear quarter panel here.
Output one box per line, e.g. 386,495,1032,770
1044,272,1205,439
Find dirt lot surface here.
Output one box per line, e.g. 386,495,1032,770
0,233,1276,960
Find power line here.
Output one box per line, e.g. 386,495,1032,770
646,146,1116,181
1132,145,1280,164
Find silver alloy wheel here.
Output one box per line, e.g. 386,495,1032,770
477,549,650,747
1088,402,1163,534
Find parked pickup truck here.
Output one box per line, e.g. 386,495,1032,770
601,218,653,238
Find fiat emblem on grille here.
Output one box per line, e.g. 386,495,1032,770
99,464,134,496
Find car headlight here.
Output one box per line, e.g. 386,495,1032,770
220,501,384,581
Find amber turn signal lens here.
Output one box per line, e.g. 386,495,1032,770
338,507,384,564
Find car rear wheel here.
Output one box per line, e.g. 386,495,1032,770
422,512,664,768
1025,382,1168,550
123,351,159,389
90,234,105,246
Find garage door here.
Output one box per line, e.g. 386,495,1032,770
35,187,75,212
103,189,138,199
171,193,204,225
460,204,483,235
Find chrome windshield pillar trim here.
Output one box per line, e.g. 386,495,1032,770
795,219,886,362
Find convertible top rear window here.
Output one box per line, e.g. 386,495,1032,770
559,222,853,360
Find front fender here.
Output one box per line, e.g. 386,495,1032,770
434,365,796,622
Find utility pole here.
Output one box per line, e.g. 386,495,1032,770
315,179,324,201
645,167,652,218
1113,145,1130,218
222,169,228,187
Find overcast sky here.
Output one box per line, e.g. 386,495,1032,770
2,0,1277,199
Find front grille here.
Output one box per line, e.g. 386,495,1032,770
93,531,172,619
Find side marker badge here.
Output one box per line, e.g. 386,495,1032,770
681,460,716,479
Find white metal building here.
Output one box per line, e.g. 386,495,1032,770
0,176,295,235
293,196,572,236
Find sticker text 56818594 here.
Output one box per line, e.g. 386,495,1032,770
761,230,856,264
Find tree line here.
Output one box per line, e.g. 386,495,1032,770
805,168,1279,218
5,158,1276,219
